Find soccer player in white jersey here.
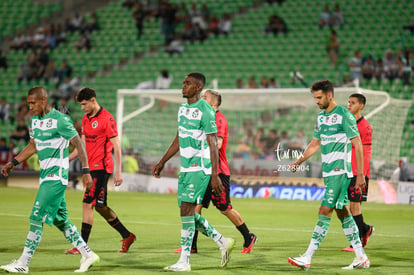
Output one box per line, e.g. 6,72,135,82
0,87,99,273
288,80,370,270
152,73,235,272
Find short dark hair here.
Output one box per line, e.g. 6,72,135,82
187,72,206,87
28,86,47,99
77,87,96,102
349,93,366,105
310,80,334,96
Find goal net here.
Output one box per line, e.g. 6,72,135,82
116,87,412,180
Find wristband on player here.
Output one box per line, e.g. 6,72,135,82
82,168,90,175
11,158,19,166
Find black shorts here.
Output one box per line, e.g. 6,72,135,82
348,176,369,202
201,174,232,211
83,170,110,207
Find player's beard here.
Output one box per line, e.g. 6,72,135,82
319,100,329,109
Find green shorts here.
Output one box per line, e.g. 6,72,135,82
30,181,69,226
177,171,210,207
321,174,351,209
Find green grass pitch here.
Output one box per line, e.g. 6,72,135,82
0,186,413,274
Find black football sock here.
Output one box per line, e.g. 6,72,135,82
81,222,92,243
108,217,130,239
236,223,252,247
191,230,198,250
360,213,371,234
353,214,366,238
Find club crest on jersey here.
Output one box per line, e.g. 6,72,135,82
192,109,199,118
46,119,53,128
92,121,98,129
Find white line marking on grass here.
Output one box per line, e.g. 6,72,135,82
1,212,412,239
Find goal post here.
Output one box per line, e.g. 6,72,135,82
116,87,412,180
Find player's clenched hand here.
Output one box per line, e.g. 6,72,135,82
114,171,123,186
211,175,223,195
1,162,15,176
82,174,93,192
355,174,366,193
152,162,164,178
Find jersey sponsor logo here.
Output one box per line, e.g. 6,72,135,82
85,134,97,139
92,121,98,129
179,127,193,136
36,141,52,147
321,136,336,142
349,125,358,132
210,120,216,128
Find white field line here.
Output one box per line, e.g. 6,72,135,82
0,212,412,239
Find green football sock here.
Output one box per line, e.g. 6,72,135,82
305,214,331,257
179,216,195,264
19,219,43,267
194,213,223,243
60,220,93,258
342,214,365,258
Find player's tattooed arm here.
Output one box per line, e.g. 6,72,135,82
71,135,89,169
71,135,93,191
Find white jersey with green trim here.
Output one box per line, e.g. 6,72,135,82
30,109,78,185
177,99,217,174
313,105,359,178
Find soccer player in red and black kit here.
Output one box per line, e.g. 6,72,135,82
65,87,136,254
175,89,257,254
342,93,374,252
